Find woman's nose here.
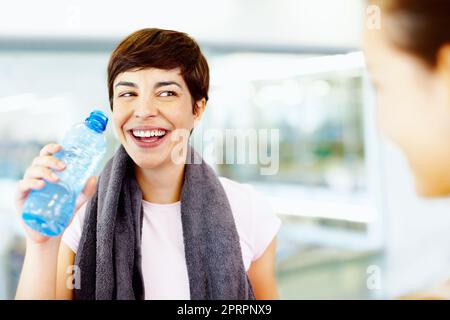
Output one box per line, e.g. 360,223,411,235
134,97,159,119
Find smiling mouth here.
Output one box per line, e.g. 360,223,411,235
132,128,167,138
127,128,170,147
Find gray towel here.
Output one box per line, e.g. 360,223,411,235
74,145,255,300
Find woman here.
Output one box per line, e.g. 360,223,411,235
363,1,450,297
14,28,281,300
363,1,450,196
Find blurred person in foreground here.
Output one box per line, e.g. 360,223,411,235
363,0,450,298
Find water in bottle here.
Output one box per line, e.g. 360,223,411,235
22,110,108,236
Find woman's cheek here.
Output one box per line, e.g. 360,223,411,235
112,109,129,138
161,106,192,130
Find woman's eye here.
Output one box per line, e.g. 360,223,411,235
119,92,136,98
159,91,177,97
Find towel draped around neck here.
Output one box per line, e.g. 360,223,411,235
74,145,255,300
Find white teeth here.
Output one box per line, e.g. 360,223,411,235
132,129,166,138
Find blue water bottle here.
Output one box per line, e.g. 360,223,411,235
22,110,108,236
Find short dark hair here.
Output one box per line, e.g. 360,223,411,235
107,28,210,112
371,0,450,67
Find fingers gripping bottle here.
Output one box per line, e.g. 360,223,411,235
22,110,108,236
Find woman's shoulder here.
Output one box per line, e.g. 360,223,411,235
218,177,262,214
218,177,282,260
218,176,254,197
218,176,272,216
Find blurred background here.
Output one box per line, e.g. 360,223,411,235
1,0,450,300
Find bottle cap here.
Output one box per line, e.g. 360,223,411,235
85,110,108,133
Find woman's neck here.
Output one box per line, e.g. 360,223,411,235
135,160,185,204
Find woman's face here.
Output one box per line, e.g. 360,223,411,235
112,67,205,170
363,26,450,197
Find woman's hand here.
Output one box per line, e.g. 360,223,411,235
14,143,97,245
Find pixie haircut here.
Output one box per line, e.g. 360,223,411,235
107,28,210,113
371,0,450,67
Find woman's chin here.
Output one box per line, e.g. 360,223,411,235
132,157,166,170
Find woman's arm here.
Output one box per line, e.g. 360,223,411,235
247,237,279,300
15,237,62,299
14,143,96,300
16,238,76,300
56,243,76,299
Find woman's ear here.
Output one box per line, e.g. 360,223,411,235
193,98,207,127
